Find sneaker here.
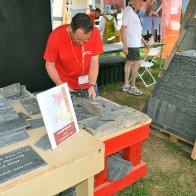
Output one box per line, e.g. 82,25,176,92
128,86,143,96
122,84,131,92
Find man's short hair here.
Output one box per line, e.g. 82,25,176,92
71,13,93,33
94,8,101,13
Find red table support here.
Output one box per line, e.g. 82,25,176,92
94,121,151,196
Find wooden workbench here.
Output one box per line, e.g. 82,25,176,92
91,98,152,195
0,100,105,196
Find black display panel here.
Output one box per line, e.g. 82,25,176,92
0,0,54,92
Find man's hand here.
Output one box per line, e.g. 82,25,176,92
88,86,96,100
145,42,151,48
123,46,129,55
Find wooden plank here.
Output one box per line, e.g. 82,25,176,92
76,176,94,196
151,125,194,145
169,134,178,143
151,126,196,160
165,29,186,69
191,141,196,160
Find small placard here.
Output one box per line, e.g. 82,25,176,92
0,145,47,183
36,83,79,149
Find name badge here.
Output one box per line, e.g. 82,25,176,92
78,75,89,85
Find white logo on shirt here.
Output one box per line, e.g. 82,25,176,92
84,51,92,56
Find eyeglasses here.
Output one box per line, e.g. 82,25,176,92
71,31,91,44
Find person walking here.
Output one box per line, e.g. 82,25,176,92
120,0,150,96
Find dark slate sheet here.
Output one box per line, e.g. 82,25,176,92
145,52,196,143
0,145,47,183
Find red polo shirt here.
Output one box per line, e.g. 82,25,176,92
89,13,95,24
44,24,103,90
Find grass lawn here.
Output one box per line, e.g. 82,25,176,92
98,57,196,196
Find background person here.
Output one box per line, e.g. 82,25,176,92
89,8,102,25
117,8,123,27
111,7,118,23
44,13,103,99
120,0,150,96
138,0,162,17
99,5,117,44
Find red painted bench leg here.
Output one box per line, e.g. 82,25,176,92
123,142,142,166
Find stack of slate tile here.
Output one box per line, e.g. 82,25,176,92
0,84,30,147
145,51,196,143
107,154,132,181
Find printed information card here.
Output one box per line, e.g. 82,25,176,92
36,83,79,149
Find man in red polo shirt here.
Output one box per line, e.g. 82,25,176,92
89,8,101,24
44,13,103,99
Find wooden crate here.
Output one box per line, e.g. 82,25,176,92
150,125,196,160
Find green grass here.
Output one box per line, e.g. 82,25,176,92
98,57,196,196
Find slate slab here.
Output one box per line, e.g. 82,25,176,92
0,145,47,183
0,128,29,148
1,83,21,98
27,118,45,130
35,134,51,151
19,97,40,115
0,118,30,134
0,109,19,123
107,154,132,181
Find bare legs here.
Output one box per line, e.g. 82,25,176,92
124,61,132,85
124,60,140,87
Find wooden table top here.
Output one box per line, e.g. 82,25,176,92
0,100,104,196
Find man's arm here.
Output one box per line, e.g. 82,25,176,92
120,25,128,55
141,37,150,48
88,55,99,99
45,61,63,86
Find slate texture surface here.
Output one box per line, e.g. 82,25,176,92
0,145,47,183
146,51,196,142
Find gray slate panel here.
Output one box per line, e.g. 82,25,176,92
107,154,132,181
27,118,45,130
35,134,51,151
0,118,30,135
0,145,46,183
1,83,21,98
0,128,29,148
146,52,196,142
0,108,19,123
19,97,40,115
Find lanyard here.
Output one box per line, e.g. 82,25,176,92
69,30,85,75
